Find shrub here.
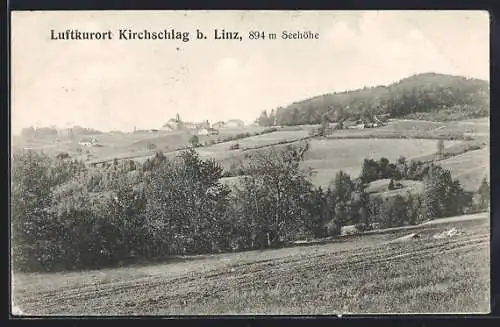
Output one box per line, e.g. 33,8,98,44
229,143,240,150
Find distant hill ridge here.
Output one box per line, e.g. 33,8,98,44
256,73,489,126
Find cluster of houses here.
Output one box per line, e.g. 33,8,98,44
78,137,100,147
345,120,378,129
160,115,246,136
343,115,387,129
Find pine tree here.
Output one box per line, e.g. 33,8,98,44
477,177,490,211
437,139,445,157
318,114,329,136
388,179,395,190
189,135,200,148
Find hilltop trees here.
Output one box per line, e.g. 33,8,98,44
266,73,489,126
256,110,275,127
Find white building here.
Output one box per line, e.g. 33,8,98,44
79,137,99,147
212,121,226,129
197,128,209,136
197,128,219,136
184,122,197,130
79,141,93,147
347,120,366,129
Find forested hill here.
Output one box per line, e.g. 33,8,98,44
256,73,489,126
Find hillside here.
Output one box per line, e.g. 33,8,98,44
259,73,489,126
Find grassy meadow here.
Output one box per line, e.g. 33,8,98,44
439,148,489,191
303,138,461,188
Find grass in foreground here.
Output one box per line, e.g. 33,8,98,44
12,217,489,315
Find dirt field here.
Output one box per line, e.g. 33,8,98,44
12,213,489,315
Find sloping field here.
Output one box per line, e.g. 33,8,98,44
12,214,489,315
387,118,489,135
14,127,272,163
97,130,310,166
383,119,446,131
304,139,462,187
148,130,313,171
366,179,420,193
321,118,488,140
221,138,463,189
439,148,489,191
200,130,310,152
87,132,219,164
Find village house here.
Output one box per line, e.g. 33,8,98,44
212,121,226,129
79,141,93,147
162,118,181,131
207,127,219,135
347,120,366,129
197,120,210,129
197,127,219,136
197,128,209,136
79,137,99,147
184,122,198,130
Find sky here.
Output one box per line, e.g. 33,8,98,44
11,10,489,134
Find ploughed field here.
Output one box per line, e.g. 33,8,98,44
12,213,489,315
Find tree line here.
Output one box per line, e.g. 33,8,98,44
255,73,489,126
20,126,102,139
11,144,490,272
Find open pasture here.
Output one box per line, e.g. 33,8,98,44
323,118,488,140
304,138,461,187
215,137,465,189
438,148,489,191
204,129,310,151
